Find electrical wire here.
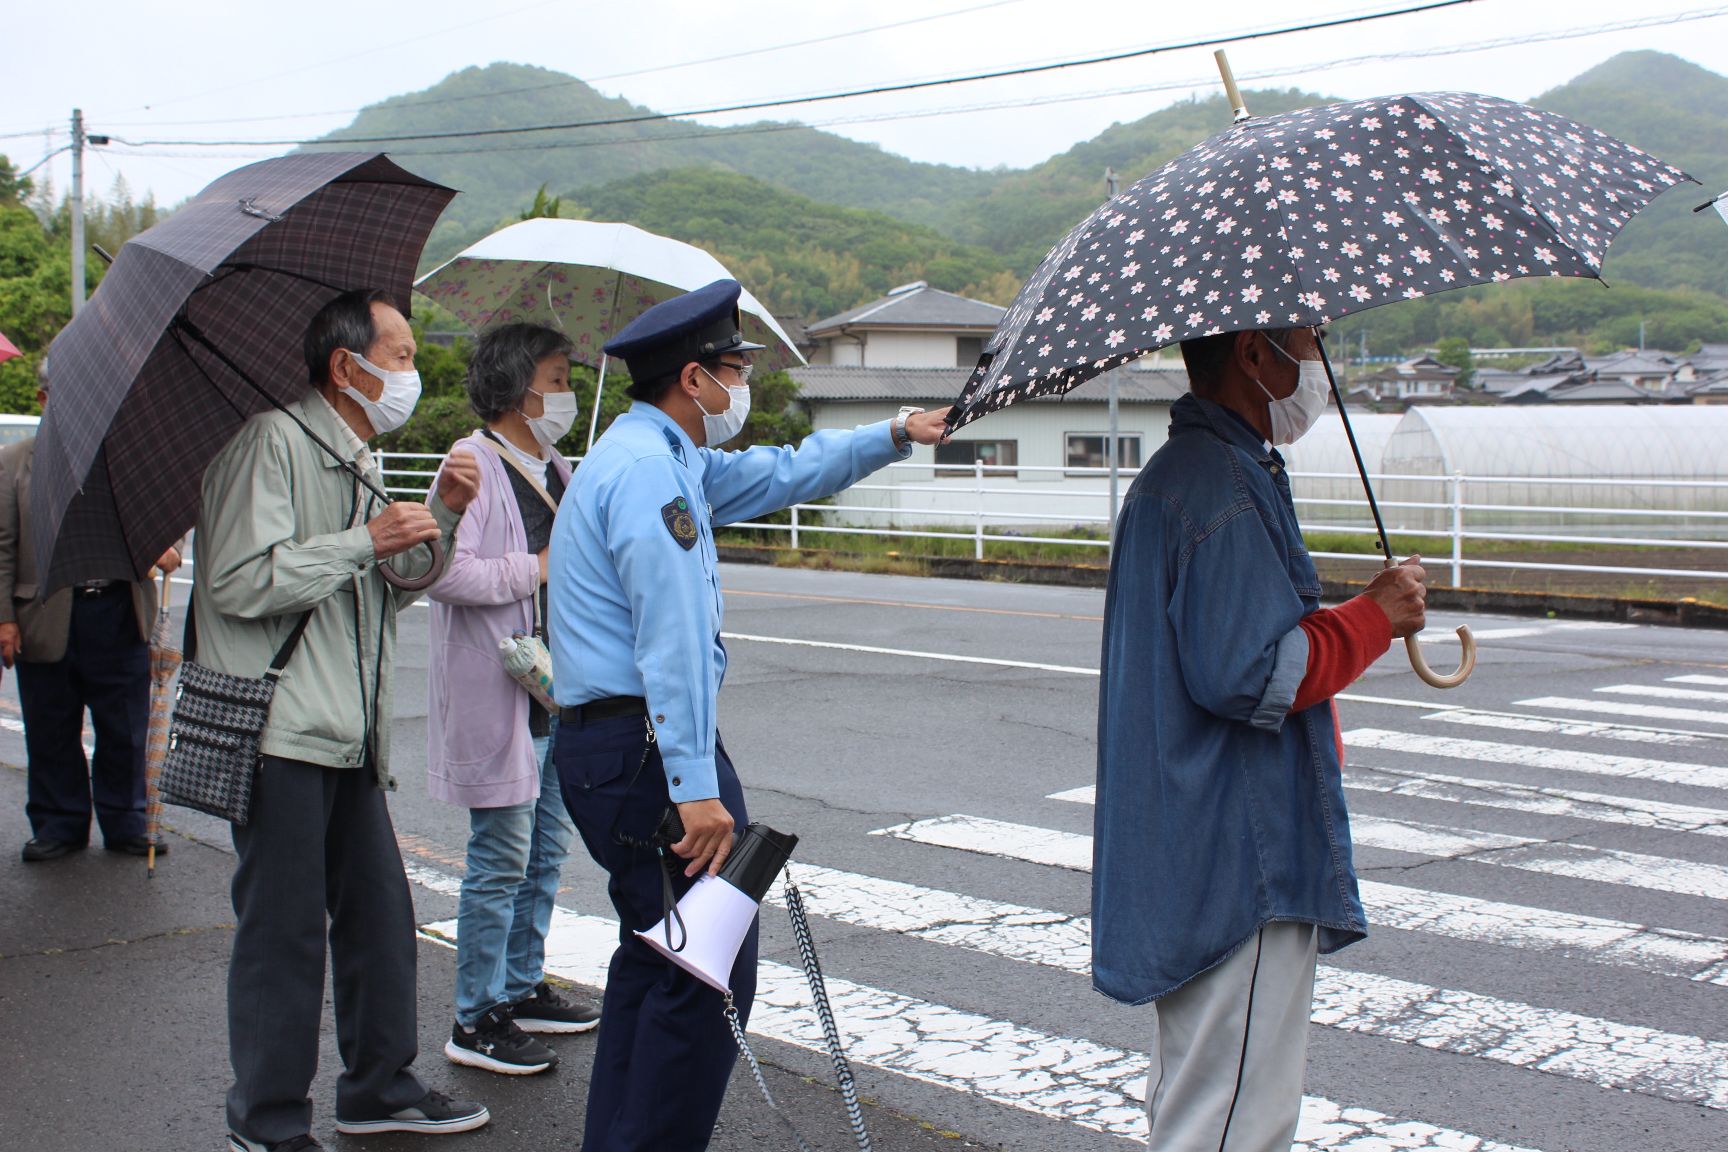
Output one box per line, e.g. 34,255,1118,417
107,0,1476,148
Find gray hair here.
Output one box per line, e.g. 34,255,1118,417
466,323,576,422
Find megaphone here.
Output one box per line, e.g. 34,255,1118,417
636,822,798,993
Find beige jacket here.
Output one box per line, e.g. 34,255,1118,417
191,393,458,786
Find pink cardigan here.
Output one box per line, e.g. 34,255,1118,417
425,431,574,808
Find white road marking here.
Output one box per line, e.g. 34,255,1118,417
1598,683,1728,705
1343,728,1728,791
1426,710,1708,747
1417,621,1635,644
858,822,1728,1109
1518,695,1728,727
1055,771,1728,841
721,631,1099,676
1670,674,1728,687
1345,764,1728,839
419,906,1544,1149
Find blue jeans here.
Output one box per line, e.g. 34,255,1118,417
453,732,577,1027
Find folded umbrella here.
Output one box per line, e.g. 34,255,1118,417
143,569,181,878
33,152,457,593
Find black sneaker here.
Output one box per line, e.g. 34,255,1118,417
105,835,168,857
510,981,601,1034
336,1089,490,1135
21,837,85,862
443,1006,557,1075
228,1133,322,1151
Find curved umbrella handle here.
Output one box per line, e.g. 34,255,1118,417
1404,627,1475,689
379,538,446,593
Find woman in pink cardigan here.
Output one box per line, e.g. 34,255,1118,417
427,323,600,1076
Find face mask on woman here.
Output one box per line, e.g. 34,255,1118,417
344,350,422,436
524,389,578,450
695,366,752,445
1252,333,1329,446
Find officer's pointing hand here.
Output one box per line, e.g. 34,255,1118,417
905,406,955,446
672,798,735,878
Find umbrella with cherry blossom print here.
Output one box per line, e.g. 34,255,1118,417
946,86,1693,688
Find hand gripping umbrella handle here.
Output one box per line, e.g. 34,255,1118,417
1387,558,1476,689
379,538,447,592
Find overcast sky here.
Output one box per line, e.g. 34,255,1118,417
6,0,1726,209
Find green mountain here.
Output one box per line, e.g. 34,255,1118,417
1532,50,1728,297
307,63,1002,260
563,167,1019,321
309,53,1728,334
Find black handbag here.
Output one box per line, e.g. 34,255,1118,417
158,601,313,826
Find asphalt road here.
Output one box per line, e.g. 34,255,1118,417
3,563,1725,1151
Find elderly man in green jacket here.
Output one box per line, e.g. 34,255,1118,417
194,289,484,1152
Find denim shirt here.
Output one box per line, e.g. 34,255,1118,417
1091,393,1366,1006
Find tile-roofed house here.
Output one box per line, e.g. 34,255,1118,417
804,281,1008,369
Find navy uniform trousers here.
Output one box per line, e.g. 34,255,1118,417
16,589,149,845
557,708,757,1152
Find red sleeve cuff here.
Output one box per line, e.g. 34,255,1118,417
1291,595,1395,713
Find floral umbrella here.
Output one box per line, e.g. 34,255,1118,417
945,91,1692,688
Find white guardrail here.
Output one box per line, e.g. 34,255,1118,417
376,452,1728,586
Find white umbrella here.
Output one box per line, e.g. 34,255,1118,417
415,218,804,448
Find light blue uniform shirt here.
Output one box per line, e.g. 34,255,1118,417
549,403,907,802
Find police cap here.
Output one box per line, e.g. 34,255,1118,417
602,279,766,383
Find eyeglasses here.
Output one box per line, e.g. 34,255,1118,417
709,360,753,385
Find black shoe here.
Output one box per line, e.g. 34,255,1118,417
335,1089,491,1135
443,1006,557,1075
21,838,85,862
510,981,601,1034
228,1133,322,1151
104,835,167,857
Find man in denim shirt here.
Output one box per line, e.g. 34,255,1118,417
1093,325,1427,1151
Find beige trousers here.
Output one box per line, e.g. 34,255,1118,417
1145,921,1320,1152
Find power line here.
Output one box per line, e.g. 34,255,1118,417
110,0,1476,148
254,6,1728,162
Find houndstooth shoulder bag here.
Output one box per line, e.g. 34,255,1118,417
159,601,314,826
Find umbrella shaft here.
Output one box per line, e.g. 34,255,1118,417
1317,341,1392,559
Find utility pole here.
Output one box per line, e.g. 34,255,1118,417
70,108,85,315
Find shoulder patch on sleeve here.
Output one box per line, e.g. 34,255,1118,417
660,496,699,550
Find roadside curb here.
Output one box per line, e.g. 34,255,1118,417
716,543,1728,629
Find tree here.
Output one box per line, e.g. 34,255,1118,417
518,184,565,221
1432,336,1475,389
0,155,31,206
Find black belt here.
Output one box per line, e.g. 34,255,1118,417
560,696,648,725
73,581,121,599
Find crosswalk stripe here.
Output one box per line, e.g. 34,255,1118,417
418,906,1544,1149
1055,770,1728,841
1425,709,1708,747
1670,674,1728,687
1338,694,1720,741
886,811,1728,947
1598,682,1728,704
946,805,1728,986
722,631,1099,676
861,820,1728,1109
1518,695,1728,727
1342,728,1728,790
1351,815,1728,901
1346,764,1728,839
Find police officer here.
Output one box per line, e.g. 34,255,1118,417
548,279,948,1150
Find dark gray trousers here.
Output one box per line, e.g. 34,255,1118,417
226,756,426,1143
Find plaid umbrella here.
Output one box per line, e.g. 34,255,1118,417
143,570,181,878
948,92,1692,428
946,91,1691,688
31,152,456,591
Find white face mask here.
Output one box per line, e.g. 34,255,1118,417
524,389,578,450
696,366,751,446
1254,334,1329,445
344,351,422,436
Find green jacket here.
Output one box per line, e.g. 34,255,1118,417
191,392,459,787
